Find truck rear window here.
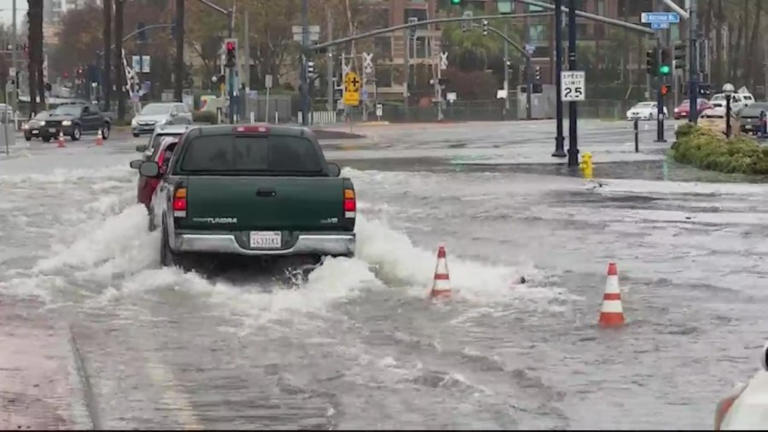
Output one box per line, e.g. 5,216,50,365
179,135,323,174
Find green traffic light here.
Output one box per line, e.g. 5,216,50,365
450,0,462,4
659,65,671,75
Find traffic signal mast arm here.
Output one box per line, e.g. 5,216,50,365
468,21,531,60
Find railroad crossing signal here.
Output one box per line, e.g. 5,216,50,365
343,71,361,107
440,52,448,70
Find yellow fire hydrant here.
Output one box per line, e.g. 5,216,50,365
579,152,593,179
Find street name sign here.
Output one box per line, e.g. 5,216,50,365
561,71,585,101
641,12,680,24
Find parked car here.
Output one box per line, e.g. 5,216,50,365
710,93,748,115
131,103,193,137
626,102,668,121
137,124,355,273
739,102,768,135
130,136,179,210
135,124,193,162
22,111,50,141
673,99,712,120
36,103,111,142
714,343,768,430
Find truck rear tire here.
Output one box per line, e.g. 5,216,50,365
160,221,179,267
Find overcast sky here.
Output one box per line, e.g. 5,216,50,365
0,0,28,27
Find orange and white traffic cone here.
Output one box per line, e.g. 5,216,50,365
430,245,452,299
56,130,66,148
598,262,625,328
95,128,103,146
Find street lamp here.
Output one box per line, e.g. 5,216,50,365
723,82,735,138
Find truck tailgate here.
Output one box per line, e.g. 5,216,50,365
182,176,347,231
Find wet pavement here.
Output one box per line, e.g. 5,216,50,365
1,120,767,429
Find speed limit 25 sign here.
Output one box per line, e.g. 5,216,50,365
561,71,586,101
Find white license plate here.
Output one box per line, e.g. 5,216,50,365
250,231,282,249
49,128,57,133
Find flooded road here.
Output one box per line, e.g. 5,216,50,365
1,121,765,429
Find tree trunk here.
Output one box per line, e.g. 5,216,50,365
36,0,44,109
745,0,762,89
26,0,41,116
174,0,184,102
115,0,125,121
103,0,112,110
714,0,723,84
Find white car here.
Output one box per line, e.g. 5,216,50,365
715,343,768,429
626,101,668,121
710,93,748,114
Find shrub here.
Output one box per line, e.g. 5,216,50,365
671,125,768,175
193,110,218,124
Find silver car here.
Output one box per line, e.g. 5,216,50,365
131,103,192,137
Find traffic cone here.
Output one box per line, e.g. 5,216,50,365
95,128,103,146
430,245,452,299
56,130,66,148
598,262,625,328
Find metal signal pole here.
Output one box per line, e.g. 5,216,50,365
552,0,566,158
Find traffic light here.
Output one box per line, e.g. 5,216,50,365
646,48,657,76
674,42,686,69
137,22,147,44
307,61,316,76
660,84,671,96
535,65,542,81
482,19,489,36
450,0,462,5
659,48,671,76
224,39,237,68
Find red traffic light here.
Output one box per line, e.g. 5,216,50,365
661,84,671,96
226,41,235,51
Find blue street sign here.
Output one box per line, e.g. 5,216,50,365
641,12,680,24
651,22,671,30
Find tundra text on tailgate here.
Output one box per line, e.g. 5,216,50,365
139,124,355,267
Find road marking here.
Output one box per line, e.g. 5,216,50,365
142,350,204,430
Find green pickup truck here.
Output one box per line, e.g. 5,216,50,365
137,124,356,272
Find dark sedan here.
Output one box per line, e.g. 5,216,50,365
35,103,111,141
740,103,768,135
22,111,51,141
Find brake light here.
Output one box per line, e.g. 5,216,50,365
234,125,269,134
344,188,356,218
173,187,187,217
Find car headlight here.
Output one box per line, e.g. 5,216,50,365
62,120,72,126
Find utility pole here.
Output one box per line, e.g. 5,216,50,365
226,5,235,123
11,0,17,112
243,11,249,91
503,21,509,119
102,0,111,111
300,0,309,126
174,0,184,102
567,0,578,167
688,0,698,123
326,8,334,112
552,0,566,158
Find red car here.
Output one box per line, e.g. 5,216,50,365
674,99,712,119
130,136,179,209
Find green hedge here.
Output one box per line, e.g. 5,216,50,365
193,110,218,124
671,125,768,174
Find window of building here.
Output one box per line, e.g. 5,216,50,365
404,8,427,24
375,66,392,88
374,36,393,61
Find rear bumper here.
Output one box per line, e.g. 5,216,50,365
173,232,356,257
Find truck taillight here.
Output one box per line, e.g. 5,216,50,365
715,383,746,430
344,188,356,218
173,187,187,217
